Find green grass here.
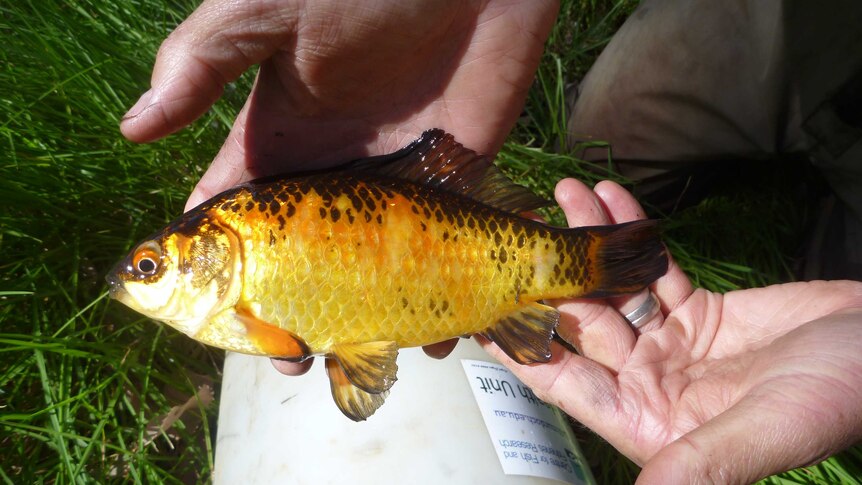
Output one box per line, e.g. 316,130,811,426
1,0,232,482
0,0,858,483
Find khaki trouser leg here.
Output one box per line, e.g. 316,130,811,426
567,0,862,278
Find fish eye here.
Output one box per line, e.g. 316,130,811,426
137,257,157,274
132,242,161,276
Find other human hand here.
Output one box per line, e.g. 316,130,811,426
120,0,558,211
483,178,862,484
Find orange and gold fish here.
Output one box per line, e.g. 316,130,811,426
107,129,667,420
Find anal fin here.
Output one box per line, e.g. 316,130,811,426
422,338,459,360
330,341,398,394
326,357,388,422
482,302,559,364
234,307,310,360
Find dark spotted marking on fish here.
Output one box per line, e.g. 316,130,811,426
367,185,382,201
362,190,376,211
256,190,275,204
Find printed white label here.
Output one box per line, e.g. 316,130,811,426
461,359,594,485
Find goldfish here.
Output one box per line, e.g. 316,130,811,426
107,129,667,421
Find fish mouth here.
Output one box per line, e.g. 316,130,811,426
105,270,126,300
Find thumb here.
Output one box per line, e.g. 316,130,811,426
120,0,297,142
636,390,855,485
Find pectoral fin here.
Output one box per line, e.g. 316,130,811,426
326,357,388,422
234,307,310,360
330,341,399,394
482,302,559,364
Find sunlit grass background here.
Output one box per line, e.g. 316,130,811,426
2,0,860,483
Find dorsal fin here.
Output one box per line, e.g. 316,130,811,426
348,129,550,213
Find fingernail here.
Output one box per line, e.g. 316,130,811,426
122,88,155,121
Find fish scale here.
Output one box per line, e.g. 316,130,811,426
202,173,588,353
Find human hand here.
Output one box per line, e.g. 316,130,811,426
482,178,862,484
120,0,558,211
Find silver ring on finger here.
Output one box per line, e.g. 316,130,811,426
624,290,660,329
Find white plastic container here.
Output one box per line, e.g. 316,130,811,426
214,339,595,484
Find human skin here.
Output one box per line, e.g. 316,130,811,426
120,0,559,210
121,1,862,482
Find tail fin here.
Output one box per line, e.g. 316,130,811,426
582,220,668,298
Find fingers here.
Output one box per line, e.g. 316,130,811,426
594,181,692,315
120,0,296,143
592,181,686,334
590,180,664,333
270,357,314,376
552,178,637,371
